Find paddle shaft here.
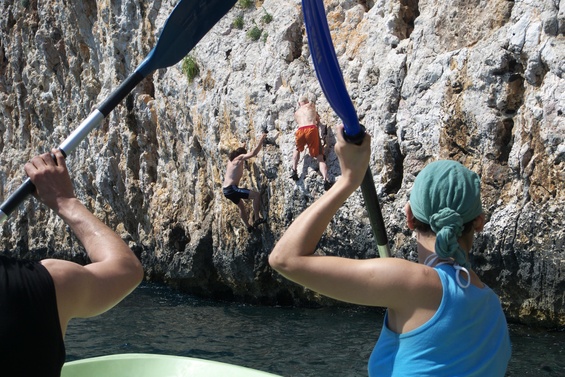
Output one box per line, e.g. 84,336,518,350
360,167,390,258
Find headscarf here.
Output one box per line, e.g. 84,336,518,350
410,160,483,268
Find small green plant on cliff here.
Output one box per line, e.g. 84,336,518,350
247,25,262,41
261,9,273,24
233,15,244,29
182,55,200,83
238,0,254,9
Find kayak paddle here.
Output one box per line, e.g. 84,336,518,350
0,0,237,225
302,0,391,258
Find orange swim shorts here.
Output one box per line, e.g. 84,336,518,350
295,125,321,157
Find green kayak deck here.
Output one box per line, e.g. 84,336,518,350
62,353,281,377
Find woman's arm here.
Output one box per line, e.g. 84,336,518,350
26,150,144,334
269,127,440,309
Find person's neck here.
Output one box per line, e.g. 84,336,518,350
416,232,437,265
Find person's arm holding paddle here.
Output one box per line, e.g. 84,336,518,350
269,126,421,307
25,149,144,335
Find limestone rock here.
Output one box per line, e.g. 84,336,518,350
0,0,563,327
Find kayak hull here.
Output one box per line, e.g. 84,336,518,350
62,353,281,377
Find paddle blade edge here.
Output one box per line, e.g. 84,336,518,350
137,0,238,77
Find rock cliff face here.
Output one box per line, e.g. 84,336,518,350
0,0,563,327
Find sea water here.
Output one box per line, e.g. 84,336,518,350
65,282,564,376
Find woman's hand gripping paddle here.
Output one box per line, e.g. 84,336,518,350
0,0,237,225
302,0,390,258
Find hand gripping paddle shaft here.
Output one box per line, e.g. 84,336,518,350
302,0,390,258
0,0,237,225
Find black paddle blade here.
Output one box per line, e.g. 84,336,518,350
137,0,237,76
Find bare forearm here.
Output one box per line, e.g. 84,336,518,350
56,198,133,262
271,125,370,269
250,138,265,156
270,178,358,268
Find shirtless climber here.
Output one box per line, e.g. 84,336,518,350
291,95,333,190
222,132,267,232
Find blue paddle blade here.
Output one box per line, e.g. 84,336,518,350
302,0,362,140
302,0,390,257
137,0,237,77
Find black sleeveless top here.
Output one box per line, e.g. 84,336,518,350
0,255,65,376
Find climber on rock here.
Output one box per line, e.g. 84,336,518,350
222,132,268,232
291,94,333,191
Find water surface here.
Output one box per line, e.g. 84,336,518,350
65,283,564,376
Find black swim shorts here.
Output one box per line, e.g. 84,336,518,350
223,185,250,205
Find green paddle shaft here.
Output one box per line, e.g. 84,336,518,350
360,169,390,258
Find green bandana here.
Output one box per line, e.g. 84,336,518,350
410,160,483,268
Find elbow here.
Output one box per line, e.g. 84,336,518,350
269,235,311,276
269,246,287,273
133,262,144,286
133,259,145,286
268,250,283,272
268,245,292,275
126,254,145,288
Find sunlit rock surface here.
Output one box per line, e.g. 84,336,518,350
0,0,563,327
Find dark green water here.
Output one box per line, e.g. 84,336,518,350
65,283,564,376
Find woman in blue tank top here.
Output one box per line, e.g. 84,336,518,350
269,126,511,376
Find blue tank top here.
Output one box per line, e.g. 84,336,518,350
368,264,511,376
0,255,65,376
